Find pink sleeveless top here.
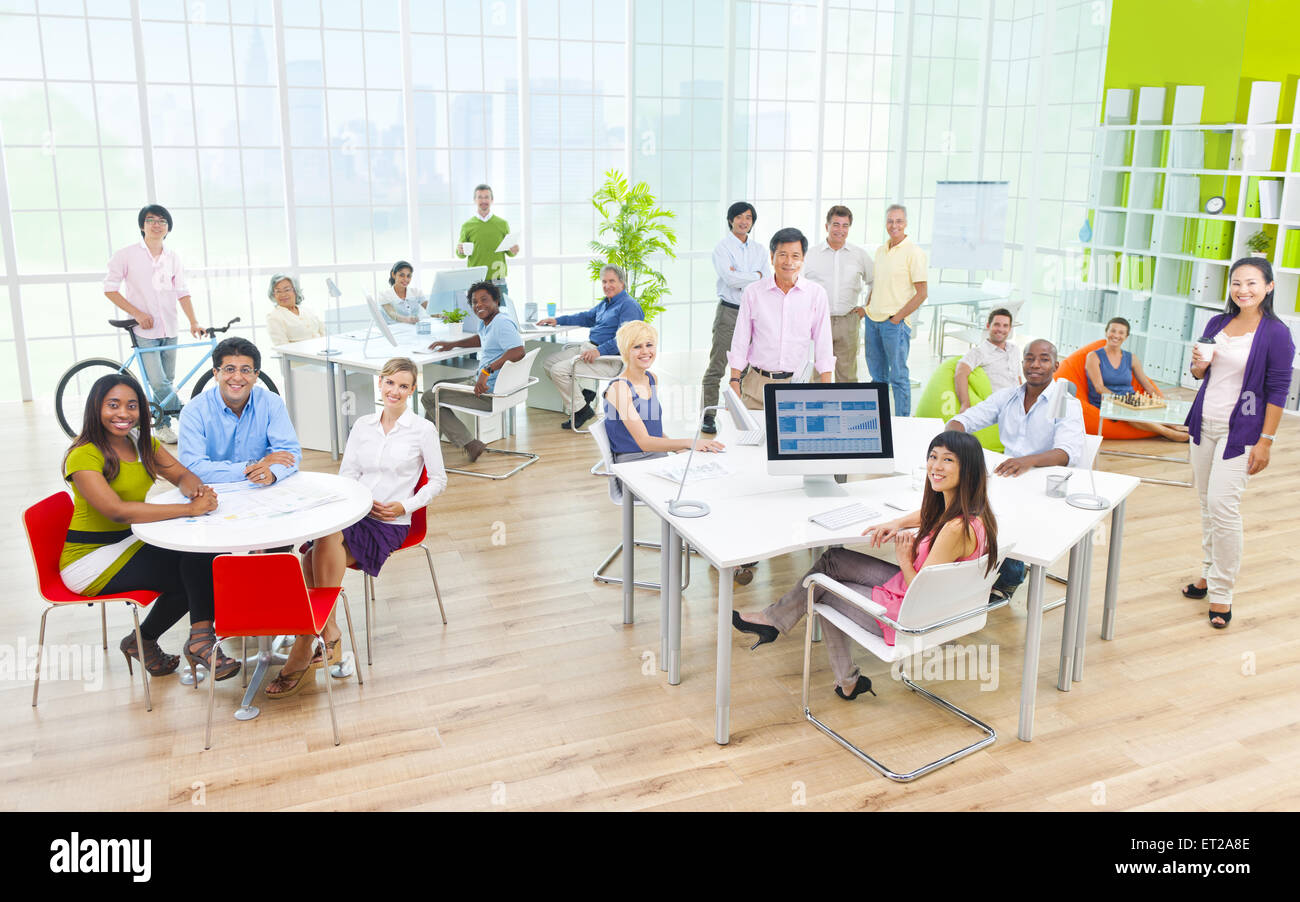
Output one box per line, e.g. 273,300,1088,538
872,518,988,646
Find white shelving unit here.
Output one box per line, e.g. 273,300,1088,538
1064,83,1300,406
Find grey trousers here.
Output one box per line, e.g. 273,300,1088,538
761,547,898,688
421,378,491,448
700,301,739,411
544,342,624,414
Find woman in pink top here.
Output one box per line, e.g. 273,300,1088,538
733,430,999,700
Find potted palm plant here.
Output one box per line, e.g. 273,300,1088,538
587,170,677,321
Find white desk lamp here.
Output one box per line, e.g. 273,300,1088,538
1051,379,1109,511
668,401,726,518
321,278,342,357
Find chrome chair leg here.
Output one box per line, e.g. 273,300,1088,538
132,606,151,711
31,607,50,707
101,604,107,650
421,544,447,624
363,574,374,666
319,634,341,746
335,588,363,685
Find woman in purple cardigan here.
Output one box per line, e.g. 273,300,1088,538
1183,258,1295,629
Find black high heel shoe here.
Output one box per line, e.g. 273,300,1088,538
1182,582,1208,599
835,675,877,700
1208,607,1232,629
731,611,778,650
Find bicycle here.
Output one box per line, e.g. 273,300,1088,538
55,317,279,438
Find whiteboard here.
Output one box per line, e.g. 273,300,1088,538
929,181,1008,271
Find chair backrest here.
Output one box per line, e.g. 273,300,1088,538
491,347,541,401
587,417,622,504
892,543,1013,656
23,492,74,603
406,467,429,545
213,553,322,637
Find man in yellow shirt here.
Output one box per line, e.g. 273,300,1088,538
864,204,928,415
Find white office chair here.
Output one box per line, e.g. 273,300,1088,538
564,354,625,432
800,546,1012,782
588,416,691,591
434,347,541,479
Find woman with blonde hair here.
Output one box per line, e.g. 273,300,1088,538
267,357,447,697
602,321,725,462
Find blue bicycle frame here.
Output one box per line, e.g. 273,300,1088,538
124,336,220,414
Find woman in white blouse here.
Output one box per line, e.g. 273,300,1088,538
266,357,448,698
265,274,325,347
378,260,427,324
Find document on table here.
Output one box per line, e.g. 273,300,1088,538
495,232,520,252
205,479,347,521
649,458,735,484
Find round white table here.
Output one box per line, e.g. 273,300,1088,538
134,471,372,718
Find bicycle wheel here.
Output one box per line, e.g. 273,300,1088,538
190,369,280,399
55,358,128,438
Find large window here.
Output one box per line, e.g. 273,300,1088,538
0,0,1103,403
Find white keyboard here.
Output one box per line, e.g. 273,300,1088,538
808,502,883,530
735,429,763,446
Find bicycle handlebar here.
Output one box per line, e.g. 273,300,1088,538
205,317,241,338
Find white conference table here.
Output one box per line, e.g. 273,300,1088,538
132,471,372,719
612,417,1141,745
275,321,577,458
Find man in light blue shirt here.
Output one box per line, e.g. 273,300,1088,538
947,338,1084,599
179,337,301,485
700,201,770,433
424,280,525,461
537,264,644,430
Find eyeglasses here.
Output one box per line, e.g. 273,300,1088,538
143,217,168,226
219,366,257,377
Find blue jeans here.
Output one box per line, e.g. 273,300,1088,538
862,317,911,416
137,335,179,426
994,558,1026,594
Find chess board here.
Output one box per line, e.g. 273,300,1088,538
1110,392,1166,410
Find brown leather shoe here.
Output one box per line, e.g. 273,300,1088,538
465,439,487,462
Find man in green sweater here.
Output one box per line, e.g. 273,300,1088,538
456,184,519,292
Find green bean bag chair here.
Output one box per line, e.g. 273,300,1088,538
914,357,1004,452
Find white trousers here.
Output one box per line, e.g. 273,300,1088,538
1189,418,1251,607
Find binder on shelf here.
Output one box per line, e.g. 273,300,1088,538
1258,179,1281,220
1245,177,1261,218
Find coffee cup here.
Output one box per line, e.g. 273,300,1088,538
461,242,474,256
1194,338,1215,363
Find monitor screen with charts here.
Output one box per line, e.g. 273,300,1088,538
763,382,895,480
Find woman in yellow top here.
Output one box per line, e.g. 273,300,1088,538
61,373,239,680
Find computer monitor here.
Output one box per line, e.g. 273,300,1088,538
364,294,399,346
763,382,895,496
428,266,489,334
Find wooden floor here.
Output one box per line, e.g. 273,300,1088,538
5,367,1299,811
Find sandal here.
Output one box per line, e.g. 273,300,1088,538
310,637,342,667
119,632,180,677
265,662,317,699
184,625,242,682
1182,582,1208,599
1208,608,1232,629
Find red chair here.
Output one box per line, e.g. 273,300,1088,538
207,553,361,749
348,467,446,665
22,492,159,711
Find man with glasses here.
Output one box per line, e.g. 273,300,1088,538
179,337,301,486
104,204,205,443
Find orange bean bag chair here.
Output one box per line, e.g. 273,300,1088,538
1054,339,1155,439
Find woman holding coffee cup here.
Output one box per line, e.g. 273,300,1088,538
1182,258,1294,628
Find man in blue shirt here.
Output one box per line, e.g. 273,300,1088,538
179,336,302,485
948,338,1085,599
537,264,644,430
423,280,525,462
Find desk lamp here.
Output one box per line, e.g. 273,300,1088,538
1051,379,1109,511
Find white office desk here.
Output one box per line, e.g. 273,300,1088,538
275,322,577,457
611,418,1140,745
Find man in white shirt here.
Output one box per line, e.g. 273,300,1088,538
802,205,873,384
948,339,1085,600
955,307,1020,412
700,201,769,433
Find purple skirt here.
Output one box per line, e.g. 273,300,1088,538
341,517,410,577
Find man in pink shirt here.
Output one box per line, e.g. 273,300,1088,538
727,227,835,409
103,204,204,443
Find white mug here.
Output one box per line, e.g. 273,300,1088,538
1194,341,1215,363
461,242,474,255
